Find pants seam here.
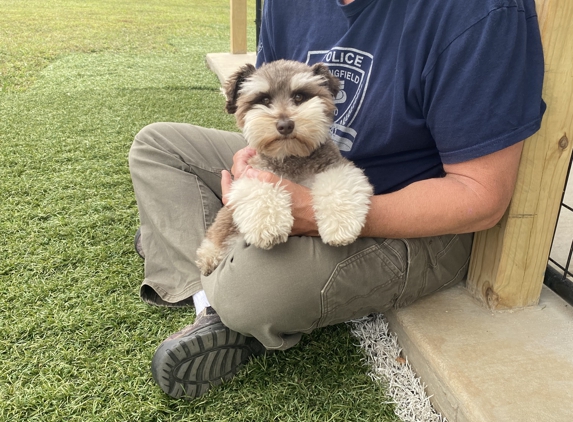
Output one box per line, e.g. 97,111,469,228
195,175,209,233
383,239,407,273
432,234,458,268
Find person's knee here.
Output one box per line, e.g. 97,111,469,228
207,268,322,340
129,123,162,165
129,122,188,172
131,122,172,150
210,283,284,334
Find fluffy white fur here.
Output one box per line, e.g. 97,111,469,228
226,177,294,249
289,72,325,92
237,76,270,99
312,163,373,246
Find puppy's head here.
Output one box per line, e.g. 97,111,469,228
223,60,340,159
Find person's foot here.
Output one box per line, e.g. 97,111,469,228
134,228,144,259
150,306,267,399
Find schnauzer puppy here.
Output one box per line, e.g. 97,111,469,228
196,59,373,276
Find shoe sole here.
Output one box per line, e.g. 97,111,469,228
151,322,263,399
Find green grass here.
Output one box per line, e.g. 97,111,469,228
0,1,399,420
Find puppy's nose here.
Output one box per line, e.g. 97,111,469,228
276,118,295,136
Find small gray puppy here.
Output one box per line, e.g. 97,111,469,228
196,59,373,276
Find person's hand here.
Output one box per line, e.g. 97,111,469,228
231,147,257,179
221,147,257,205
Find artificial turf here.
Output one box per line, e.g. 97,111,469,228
0,1,400,420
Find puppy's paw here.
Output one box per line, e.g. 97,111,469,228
245,229,289,250
228,177,293,249
312,163,373,246
195,239,224,276
318,218,364,246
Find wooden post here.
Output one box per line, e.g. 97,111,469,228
230,0,247,54
466,0,573,309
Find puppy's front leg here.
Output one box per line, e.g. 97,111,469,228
227,177,293,249
312,163,373,246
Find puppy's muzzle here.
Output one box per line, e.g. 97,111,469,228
276,117,295,136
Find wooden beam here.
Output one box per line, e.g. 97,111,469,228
466,0,573,309
230,0,248,54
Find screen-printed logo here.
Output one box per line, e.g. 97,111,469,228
307,48,373,151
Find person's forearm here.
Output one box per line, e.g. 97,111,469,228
361,141,524,239
361,176,506,239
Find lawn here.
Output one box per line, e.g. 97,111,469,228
0,1,399,420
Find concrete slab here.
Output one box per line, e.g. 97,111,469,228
205,52,256,84
386,284,573,422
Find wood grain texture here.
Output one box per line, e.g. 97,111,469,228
230,0,248,54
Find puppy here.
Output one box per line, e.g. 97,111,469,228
196,59,373,276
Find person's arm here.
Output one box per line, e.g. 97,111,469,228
222,141,523,239
361,140,523,238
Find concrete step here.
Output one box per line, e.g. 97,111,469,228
386,284,573,422
205,52,256,84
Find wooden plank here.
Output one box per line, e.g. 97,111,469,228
466,0,573,309
230,0,248,54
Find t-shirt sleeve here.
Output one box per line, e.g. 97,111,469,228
422,5,545,164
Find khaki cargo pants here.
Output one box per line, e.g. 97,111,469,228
129,122,473,350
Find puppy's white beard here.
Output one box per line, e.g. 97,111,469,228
242,107,279,150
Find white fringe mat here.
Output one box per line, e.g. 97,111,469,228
349,314,446,422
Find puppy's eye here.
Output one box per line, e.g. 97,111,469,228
257,96,271,106
293,93,306,105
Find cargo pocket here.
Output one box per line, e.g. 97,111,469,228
317,239,407,328
396,233,472,308
425,233,472,293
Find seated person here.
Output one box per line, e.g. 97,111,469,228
129,0,545,400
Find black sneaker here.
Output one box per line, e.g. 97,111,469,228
134,228,145,259
150,306,267,399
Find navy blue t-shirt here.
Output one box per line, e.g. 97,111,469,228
257,0,545,194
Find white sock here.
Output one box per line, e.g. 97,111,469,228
192,290,211,315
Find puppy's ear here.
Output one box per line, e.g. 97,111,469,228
311,63,340,99
223,63,257,114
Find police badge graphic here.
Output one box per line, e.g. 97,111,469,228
307,47,373,151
